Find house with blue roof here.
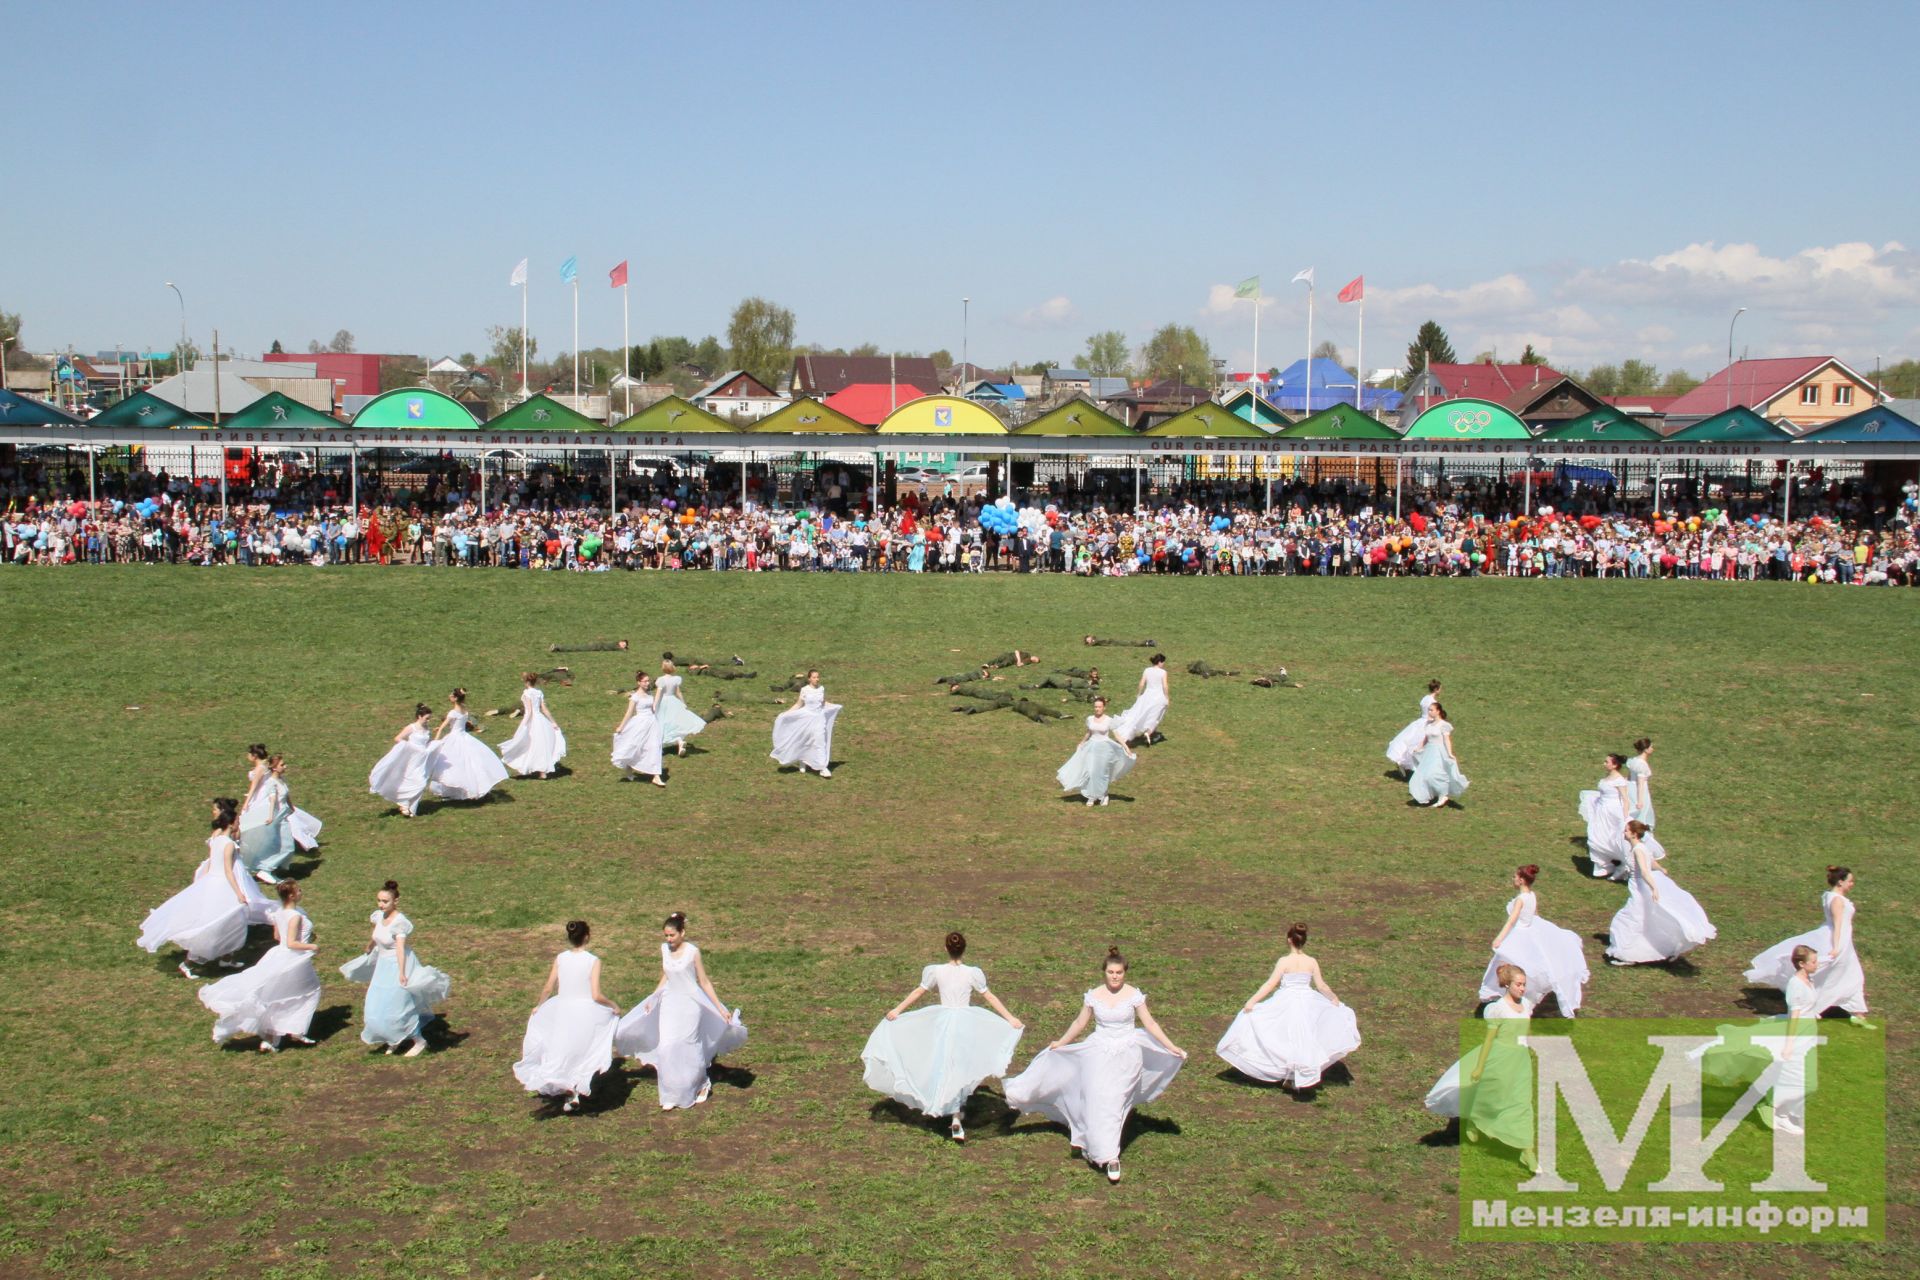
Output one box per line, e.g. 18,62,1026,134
1265,357,1402,413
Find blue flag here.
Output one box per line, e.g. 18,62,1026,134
559,256,578,284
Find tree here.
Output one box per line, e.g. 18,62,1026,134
485,325,536,385
1657,368,1701,396
927,348,953,370
1873,358,1920,399
1312,339,1346,368
653,336,696,371
1584,364,1622,396
1082,330,1130,377
1140,323,1213,386
328,329,357,354
1404,320,1456,377
378,356,426,393
1519,343,1546,365
268,338,284,355
847,341,882,358
2,308,30,368
693,335,727,376
724,297,794,385
306,339,325,354
1617,359,1659,396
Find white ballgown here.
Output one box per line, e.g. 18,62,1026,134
1424,997,1535,1153
199,906,322,1044
1215,971,1361,1089
1004,987,1184,1166
369,727,432,812
1407,719,1469,805
861,962,1023,1117
1114,666,1169,744
346,910,452,1047
1744,891,1867,1015
1579,775,1634,877
427,708,510,800
614,942,747,1108
1624,755,1655,828
499,688,567,775
770,685,841,772
1478,891,1589,1015
1056,714,1136,801
513,949,619,1098
1691,974,1820,1129
288,805,323,851
1606,843,1716,964
655,674,707,747
137,834,275,963
611,691,665,776
1386,693,1437,772
238,774,294,876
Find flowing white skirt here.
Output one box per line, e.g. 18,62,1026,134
657,694,707,746
137,872,251,963
1579,789,1631,875
1745,927,1867,1015
514,996,619,1097
288,807,323,850
771,703,840,772
1480,921,1590,1015
1386,716,1427,772
611,711,664,776
1216,987,1361,1088
1606,870,1716,964
199,943,322,1043
346,950,453,1046
861,1007,1023,1117
1408,739,1468,805
500,716,567,775
1424,1036,1534,1151
1004,1030,1183,1165
428,732,510,800
1056,736,1135,800
1114,688,1168,743
614,987,748,1108
368,741,429,807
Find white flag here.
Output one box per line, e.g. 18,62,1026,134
510,258,528,287
1291,267,1314,285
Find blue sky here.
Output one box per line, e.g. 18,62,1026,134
7,0,1918,378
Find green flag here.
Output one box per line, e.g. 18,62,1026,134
1234,275,1260,298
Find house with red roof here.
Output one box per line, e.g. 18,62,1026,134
823,382,927,426
691,370,786,423
1660,357,1880,433
1400,360,1608,430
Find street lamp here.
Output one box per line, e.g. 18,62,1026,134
166,281,187,373
962,296,970,389
1726,306,1747,409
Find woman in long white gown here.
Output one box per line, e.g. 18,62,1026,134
274,754,322,854
345,880,451,1055
514,920,622,1112
1004,946,1187,1184
1625,737,1656,828
615,912,747,1109
1424,963,1538,1172
368,704,434,817
655,659,707,758
862,931,1025,1141
1386,680,1442,777
770,669,840,777
138,799,274,977
611,671,667,786
1216,923,1360,1090
199,879,322,1051
499,671,567,779
1696,947,1822,1134
1407,702,1468,808
1056,696,1137,805
1114,654,1171,747
1606,821,1716,965
240,753,297,883
1479,865,1589,1016
1580,754,1635,879
427,688,510,801
1745,865,1873,1025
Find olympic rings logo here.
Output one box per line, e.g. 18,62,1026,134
1448,408,1493,435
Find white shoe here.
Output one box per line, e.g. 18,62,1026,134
256,870,277,885
403,1038,427,1058
562,1094,578,1113
258,1038,278,1053
818,769,831,778
677,742,687,757
177,962,197,979
950,1117,966,1143
1086,798,1096,806
1774,1114,1805,1136
694,1081,712,1106
1099,796,1109,806
1105,1162,1121,1183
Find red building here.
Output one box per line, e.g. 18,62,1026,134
263,352,385,399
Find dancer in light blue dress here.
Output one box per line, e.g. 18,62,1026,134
614,912,747,1109
1386,680,1442,777
345,880,451,1055
241,755,299,882
655,658,707,757
862,931,1025,1142
1625,737,1656,828
1056,696,1137,805
1407,702,1468,808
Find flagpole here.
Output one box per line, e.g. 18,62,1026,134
1252,283,1260,406
1356,293,1365,413
622,279,631,418
1304,279,1314,414
520,275,528,398
572,278,580,403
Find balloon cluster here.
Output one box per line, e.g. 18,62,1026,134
978,499,1021,536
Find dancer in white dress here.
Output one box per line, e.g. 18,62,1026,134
1406,702,1468,808
345,880,452,1055
614,912,747,1109
1625,737,1656,828
1056,696,1137,805
427,688,510,801
277,755,322,854
1579,754,1635,878
655,658,707,758
199,880,322,1051
862,931,1025,1141
1606,821,1716,965
1696,946,1822,1135
1479,865,1589,1016
240,752,297,883
1004,946,1187,1183
1114,654,1171,747
1744,866,1874,1026
1386,680,1442,777
611,671,667,786
499,671,567,778
368,704,434,817
770,669,840,777
1424,964,1538,1172
514,920,622,1112
138,799,273,977
1216,923,1360,1090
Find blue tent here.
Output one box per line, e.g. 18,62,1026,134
1796,405,1920,442
0,387,82,425
1265,358,1402,413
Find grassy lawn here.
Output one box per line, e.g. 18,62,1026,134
0,567,1912,1279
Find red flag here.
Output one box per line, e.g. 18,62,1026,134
1338,275,1364,303
609,260,629,288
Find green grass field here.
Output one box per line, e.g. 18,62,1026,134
0,568,1912,1279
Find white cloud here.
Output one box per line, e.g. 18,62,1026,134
1566,240,1920,313
1371,273,1535,319
1012,295,1078,328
